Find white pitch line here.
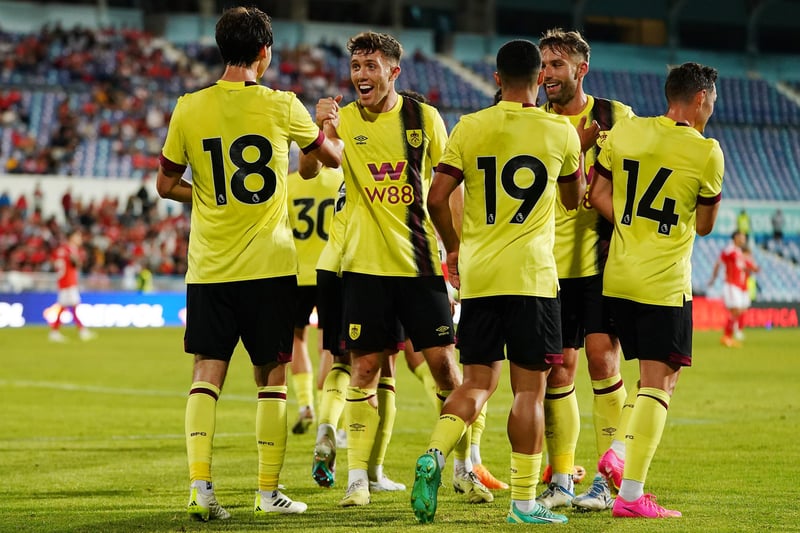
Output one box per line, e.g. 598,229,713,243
0,379,253,402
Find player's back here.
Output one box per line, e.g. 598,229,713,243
601,115,724,306
447,101,580,298
165,81,320,283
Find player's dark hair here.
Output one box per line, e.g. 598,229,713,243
347,31,403,64
539,28,591,63
496,40,541,87
665,62,718,104
215,6,273,67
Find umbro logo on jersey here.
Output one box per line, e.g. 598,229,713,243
354,135,368,144
435,325,450,336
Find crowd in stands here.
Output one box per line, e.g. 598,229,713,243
0,183,190,286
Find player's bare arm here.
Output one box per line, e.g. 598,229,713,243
588,165,613,222
577,115,600,153
427,171,462,289
695,201,720,236
557,164,585,211
156,166,192,203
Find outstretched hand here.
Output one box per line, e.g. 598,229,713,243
316,95,343,129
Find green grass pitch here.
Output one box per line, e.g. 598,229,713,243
1,326,798,532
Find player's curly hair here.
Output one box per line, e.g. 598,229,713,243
539,28,591,63
347,31,403,64
215,6,273,67
665,62,718,104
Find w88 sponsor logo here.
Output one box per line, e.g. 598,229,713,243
364,184,415,205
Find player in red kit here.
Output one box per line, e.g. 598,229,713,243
50,229,94,342
709,230,759,347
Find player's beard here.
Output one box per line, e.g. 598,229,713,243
547,78,578,107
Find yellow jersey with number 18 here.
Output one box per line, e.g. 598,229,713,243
596,116,724,306
160,80,324,284
338,95,448,277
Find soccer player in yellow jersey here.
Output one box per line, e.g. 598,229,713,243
308,31,483,508
286,167,343,435
537,28,635,512
413,39,584,525
589,62,724,518
155,6,343,521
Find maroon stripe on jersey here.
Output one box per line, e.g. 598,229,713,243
401,97,436,276
278,351,292,364
160,153,187,174
378,382,396,393
638,391,669,410
557,169,580,183
435,162,465,183
698,193,722,205
258,390,288,400
190,387,219,400
594,161,612,179
593,378,624,395
301,130,326,154
545,384,574,400
346,394,376,402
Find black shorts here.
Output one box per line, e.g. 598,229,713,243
559,274,614,349
316,269,343,356
606,296,693,367
184,277,296,365
294,285,317,329
457,295,563,366
342,273,453,352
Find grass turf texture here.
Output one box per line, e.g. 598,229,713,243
1,326,798,532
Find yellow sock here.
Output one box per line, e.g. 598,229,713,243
291,371,314,410
510,451,541,502
427,413,466,459
256,386,288,491
544,384,580,475
345,387,379,471
412,360,439,408
624,387,670,484
591,374,626,457
369,377,397,472
186,381,219,482
613,382,640,456
454,424,472,463
472,402,487,449
318,363,350,427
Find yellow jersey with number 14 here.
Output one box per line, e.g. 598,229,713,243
596,116,724,306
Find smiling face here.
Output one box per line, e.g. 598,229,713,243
540,46,585,108
350,49,400,113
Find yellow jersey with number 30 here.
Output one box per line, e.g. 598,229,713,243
596,116,724,306
287,168,344,285
337,95,448,277
160,80,323,283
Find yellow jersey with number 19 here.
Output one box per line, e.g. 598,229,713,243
436,101,581,298
338,95,448,277
287,167,344,285
595,116,724,307
160,80,324,284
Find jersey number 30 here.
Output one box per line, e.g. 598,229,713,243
203,135,276,206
